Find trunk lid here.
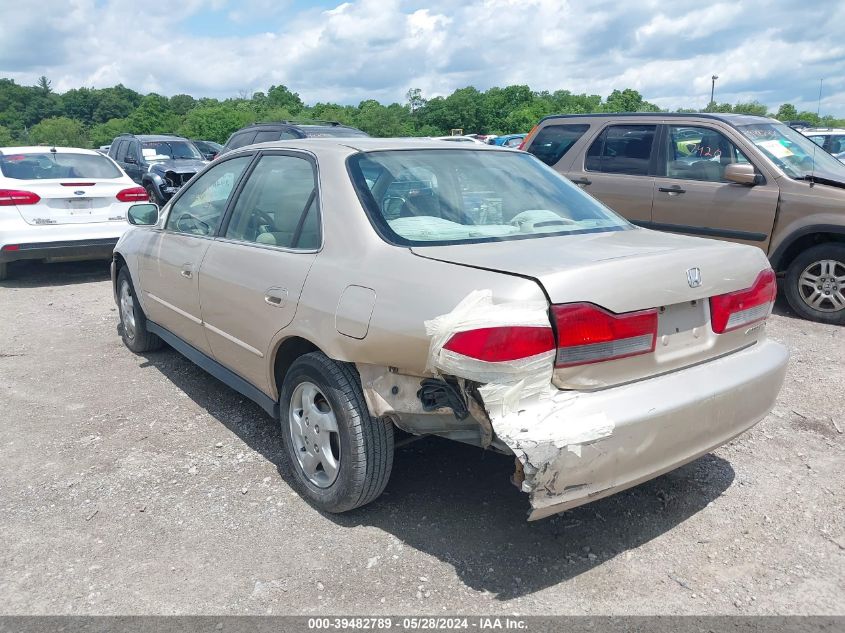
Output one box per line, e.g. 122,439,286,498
413,227,773,389
15,179,131,225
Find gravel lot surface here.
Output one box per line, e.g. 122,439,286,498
0,260,843,615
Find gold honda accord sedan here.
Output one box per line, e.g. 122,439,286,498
112,138,788,520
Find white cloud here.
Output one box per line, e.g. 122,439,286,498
1,0,844,115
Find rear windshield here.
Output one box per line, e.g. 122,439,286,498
0,152,123,180
301,126,369,138
348,149,630,246
527,124,590,165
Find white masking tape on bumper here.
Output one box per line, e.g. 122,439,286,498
424,289,556,417
506,340,788,520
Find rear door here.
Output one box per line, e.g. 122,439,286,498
650,123,779,250
564,122,658,223
198,151,320,392
137,155,254,353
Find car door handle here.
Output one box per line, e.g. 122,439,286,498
658,186,686,195
180,268,193,279
264,287,288,308
570,177,592,186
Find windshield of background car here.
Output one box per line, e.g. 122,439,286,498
0,152,123,180
348,149,631,246
737,122,845,182
142,141,203,160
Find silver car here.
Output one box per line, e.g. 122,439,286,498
112,138,788,520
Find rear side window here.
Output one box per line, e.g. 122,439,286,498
585,125,657,176
227,132,257,150
527,124,590,166
0,152,123,180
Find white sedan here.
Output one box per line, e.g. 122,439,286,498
0,147,147,280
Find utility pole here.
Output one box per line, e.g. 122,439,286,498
710,75,719,106
817,78,824,117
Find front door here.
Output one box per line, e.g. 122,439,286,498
198,152,321,393
137,155,254,353
650,124,779,250
565,123,658,223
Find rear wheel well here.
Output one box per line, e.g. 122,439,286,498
273,337,320,398
775,232,845,272
113,253,127,295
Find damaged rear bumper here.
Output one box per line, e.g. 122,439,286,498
487,340,789,520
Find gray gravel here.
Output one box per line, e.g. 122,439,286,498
0,259,843,615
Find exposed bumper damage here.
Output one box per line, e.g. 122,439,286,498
420,290,790,520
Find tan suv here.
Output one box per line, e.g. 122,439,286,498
523,113,845,324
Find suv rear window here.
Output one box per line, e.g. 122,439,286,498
527,124,590,166
585,125,656,176
0,152,123,180
348,149,629,246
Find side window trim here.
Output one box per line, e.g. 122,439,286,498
216,149,323,252
162,152,258,237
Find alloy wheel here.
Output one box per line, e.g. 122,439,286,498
798,258,845,313
288,381,341,488
119,280,136,341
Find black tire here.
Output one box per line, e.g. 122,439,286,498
117,267,163,353
279,352,394,513
784,243,845,325
144,182,163,206
0,262,7,281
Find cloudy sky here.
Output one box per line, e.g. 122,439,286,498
2,0,845,114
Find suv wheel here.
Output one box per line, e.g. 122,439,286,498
784,243,845,325
279,352,394,513
117,268,163,353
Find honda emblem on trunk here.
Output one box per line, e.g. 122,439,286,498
687,267,702,288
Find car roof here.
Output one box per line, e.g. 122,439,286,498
0,146,104,155
802,128,845,134
538,112,778,127
123,134,189,142
228,137,514,157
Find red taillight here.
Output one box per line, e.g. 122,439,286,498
443,326,555,362
710,269,776,334
2,244,20,251
552,303,658,367
116,187,149,202
0,189,41,206
518,124,538,150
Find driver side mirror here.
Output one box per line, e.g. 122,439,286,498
724,163,760,185
124,155,137,165
127,203,159,226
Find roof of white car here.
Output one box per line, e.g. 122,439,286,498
235,137,511,156
801,128,845,134
0,146,103,155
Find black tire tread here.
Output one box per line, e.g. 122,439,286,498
282,352,393,512
783,243,845,325
117,268,163,353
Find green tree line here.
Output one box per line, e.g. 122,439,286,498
1,76,842,149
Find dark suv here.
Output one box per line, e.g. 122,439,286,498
220,121,369,155
108,134,208,204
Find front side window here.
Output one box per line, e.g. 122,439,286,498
113,140,128,162
664,126,752,182
585,125,656,176
348,149,630,246
0,152,123,180
165,156,252,236
227,132,256,150
527,124,590,166
738,122,845,182
806,135,827,148
224,155,319,249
